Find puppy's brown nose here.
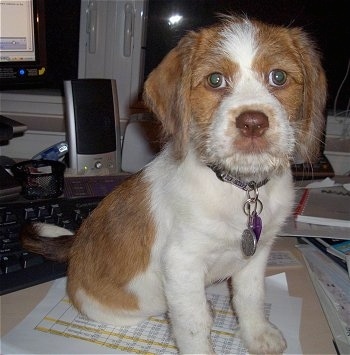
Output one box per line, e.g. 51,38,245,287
236,111,269,137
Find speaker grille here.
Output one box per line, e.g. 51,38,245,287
71,80,117,154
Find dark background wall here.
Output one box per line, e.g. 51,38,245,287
44,0,81,90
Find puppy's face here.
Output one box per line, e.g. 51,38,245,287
144,17,326,181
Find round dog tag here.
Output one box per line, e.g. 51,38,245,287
241,228,257,257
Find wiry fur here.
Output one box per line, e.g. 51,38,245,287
20,16,326,354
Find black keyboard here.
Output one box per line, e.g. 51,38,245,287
291,154,334,180
0,196,103,295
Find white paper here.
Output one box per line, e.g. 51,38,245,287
1,274,302,354
267,250,301,268
304,177,338,189
280,216,350,240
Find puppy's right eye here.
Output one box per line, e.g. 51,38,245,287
207,73,226,88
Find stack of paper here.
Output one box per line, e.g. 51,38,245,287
2,274,302,354
298,244,350,355
294,186,350,228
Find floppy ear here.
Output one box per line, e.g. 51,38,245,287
143,32,198,160
291,28,327,162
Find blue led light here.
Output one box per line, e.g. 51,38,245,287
18,68,26,76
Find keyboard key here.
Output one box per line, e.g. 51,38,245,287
38,206,50,218
50,204,62,215
1,255,22,273
21,252,45,268
24,207,37,220
5,212,17,224
1,238,21,252
61,219,74,230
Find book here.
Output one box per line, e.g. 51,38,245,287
300,237,349,276
326,239,350,275
297,243,350,354
294,186,350,228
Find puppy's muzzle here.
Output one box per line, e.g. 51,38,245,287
236,111,269,137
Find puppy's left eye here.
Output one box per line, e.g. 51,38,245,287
269,69,287,86
207,73,226,88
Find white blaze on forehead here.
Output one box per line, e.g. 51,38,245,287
219,19,270,102
220,19,258,70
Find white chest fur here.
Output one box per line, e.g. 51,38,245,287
145,147,294,281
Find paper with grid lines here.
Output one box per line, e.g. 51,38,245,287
2,273,302,354
34,292,249,354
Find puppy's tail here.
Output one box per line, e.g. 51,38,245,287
20,223,75,263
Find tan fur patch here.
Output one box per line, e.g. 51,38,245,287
253,22,326,161
67,172,155,311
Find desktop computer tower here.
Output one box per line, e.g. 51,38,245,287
64,79,122,174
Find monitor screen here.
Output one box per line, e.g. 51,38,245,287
0,0,47,88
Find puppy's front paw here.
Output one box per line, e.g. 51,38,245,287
175,335,214,354
241,321,287,354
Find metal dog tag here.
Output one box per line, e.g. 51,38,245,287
241,228,257,257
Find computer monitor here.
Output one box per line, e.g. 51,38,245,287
0,0,47,89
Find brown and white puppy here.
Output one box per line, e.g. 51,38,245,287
22,15,326,354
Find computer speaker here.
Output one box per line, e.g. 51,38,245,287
64,79,121,174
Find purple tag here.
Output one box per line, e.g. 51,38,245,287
251,213,262,240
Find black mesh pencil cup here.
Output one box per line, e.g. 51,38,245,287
12,160,66,200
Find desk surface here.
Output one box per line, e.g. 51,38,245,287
0,237,336,354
